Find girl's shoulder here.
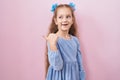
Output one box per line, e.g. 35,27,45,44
71,35,80,45
71,35,79,41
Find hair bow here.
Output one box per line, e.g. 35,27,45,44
69,2,75,11
51,3,58,12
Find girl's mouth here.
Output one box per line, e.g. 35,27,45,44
62,24,68,26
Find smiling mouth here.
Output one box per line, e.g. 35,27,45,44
62,24,68,26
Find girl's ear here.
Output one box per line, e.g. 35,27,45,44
54,18,57,24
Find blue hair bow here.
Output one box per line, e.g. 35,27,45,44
51,2,75,12
51,3,58,12
69,2,75,11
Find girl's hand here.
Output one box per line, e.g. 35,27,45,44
44,33,58,51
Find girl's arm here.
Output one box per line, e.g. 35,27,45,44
47,41,63,71
76,38,86,80
45,33,63,70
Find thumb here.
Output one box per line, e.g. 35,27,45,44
43,35,48,40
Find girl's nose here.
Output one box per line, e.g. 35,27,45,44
62,17,67,22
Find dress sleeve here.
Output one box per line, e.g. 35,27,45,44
47,42,63,71
76,38,86,80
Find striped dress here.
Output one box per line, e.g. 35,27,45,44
46,35,85,80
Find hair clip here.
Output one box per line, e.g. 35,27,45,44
51,2,75,12
69,2,75,11
51,3,58,12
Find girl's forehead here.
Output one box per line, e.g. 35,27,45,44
56,7,72,15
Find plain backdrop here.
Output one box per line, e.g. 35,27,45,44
0,0,120,80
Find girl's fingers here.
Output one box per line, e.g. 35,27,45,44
43,36,48,40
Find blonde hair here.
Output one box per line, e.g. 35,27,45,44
45,4,79,77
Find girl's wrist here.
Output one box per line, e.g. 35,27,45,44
50,43,57,46
50,45,58,51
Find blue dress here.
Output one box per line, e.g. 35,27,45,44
46,35,85,80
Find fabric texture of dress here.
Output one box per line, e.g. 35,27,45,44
46,35,85,80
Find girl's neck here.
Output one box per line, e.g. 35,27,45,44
56,30,71,39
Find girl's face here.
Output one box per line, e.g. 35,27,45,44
54,7,73,32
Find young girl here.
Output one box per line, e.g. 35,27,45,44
45,3,85,80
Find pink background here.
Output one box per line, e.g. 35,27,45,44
0,0,120,80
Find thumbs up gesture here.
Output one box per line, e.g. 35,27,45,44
44,33,58,51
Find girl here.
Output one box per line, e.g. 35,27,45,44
45,3,85,80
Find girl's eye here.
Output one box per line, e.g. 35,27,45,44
66,16,71,18
59,16,62,19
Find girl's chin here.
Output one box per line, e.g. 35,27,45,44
61,28,70,31
61,26,70,30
